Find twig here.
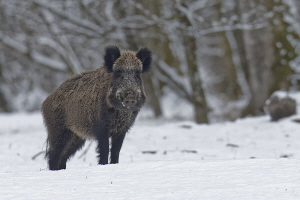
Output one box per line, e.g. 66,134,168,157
32,151,46,160
78,141,93,159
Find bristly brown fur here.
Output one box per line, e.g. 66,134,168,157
42,45,152,170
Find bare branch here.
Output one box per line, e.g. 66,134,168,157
157,60,193,103
33,0,104,36
196,22,269,38
0,34,67,72
38,9,83,74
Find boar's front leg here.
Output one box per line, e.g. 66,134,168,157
94,126,110,165
110,133,126,164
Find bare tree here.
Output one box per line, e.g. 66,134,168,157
0,0,299,123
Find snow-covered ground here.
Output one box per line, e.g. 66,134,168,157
1,99,300,199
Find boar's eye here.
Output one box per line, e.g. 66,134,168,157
114,69,123,79
116,69,122,74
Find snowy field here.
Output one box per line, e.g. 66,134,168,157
1,99,300,199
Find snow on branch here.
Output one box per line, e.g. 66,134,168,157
0,34,28,54
117,15,156,29
157,60,193,103
30,51,67,72
33,0,105,36
175,0,271,38
196,22,269,38
79,0,105,26
0,34,67,72
39,9,82,74
104,1,117,26
103,1,155,29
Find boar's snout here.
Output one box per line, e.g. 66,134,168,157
123,90,137,108
116,89,140,109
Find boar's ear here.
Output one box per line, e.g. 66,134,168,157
136,47,152,73
104,45,121,72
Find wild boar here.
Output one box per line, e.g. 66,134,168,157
42,45,152,170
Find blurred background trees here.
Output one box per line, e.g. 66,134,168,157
1,0,300,123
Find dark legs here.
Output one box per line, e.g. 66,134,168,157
95,125,126,165
111,133,126,164
46,129,85,170
58,136,85,169
47,129,71,170
47,126,127,169
95,127,110,165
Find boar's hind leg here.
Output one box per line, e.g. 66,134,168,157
110,133,126,164
58,134,86,170
47,128,73,170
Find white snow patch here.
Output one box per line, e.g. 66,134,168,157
1,112,300,199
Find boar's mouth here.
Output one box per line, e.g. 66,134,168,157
107,88,144,111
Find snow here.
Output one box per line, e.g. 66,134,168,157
2,159,299,200
30,51,67,72
1,111,300,199
0,34,28,54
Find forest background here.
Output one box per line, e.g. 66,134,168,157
1,0,300,123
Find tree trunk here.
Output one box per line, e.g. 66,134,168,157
239,0,275,115
197,2,244,121
239,0,296,115
184,35,209,123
